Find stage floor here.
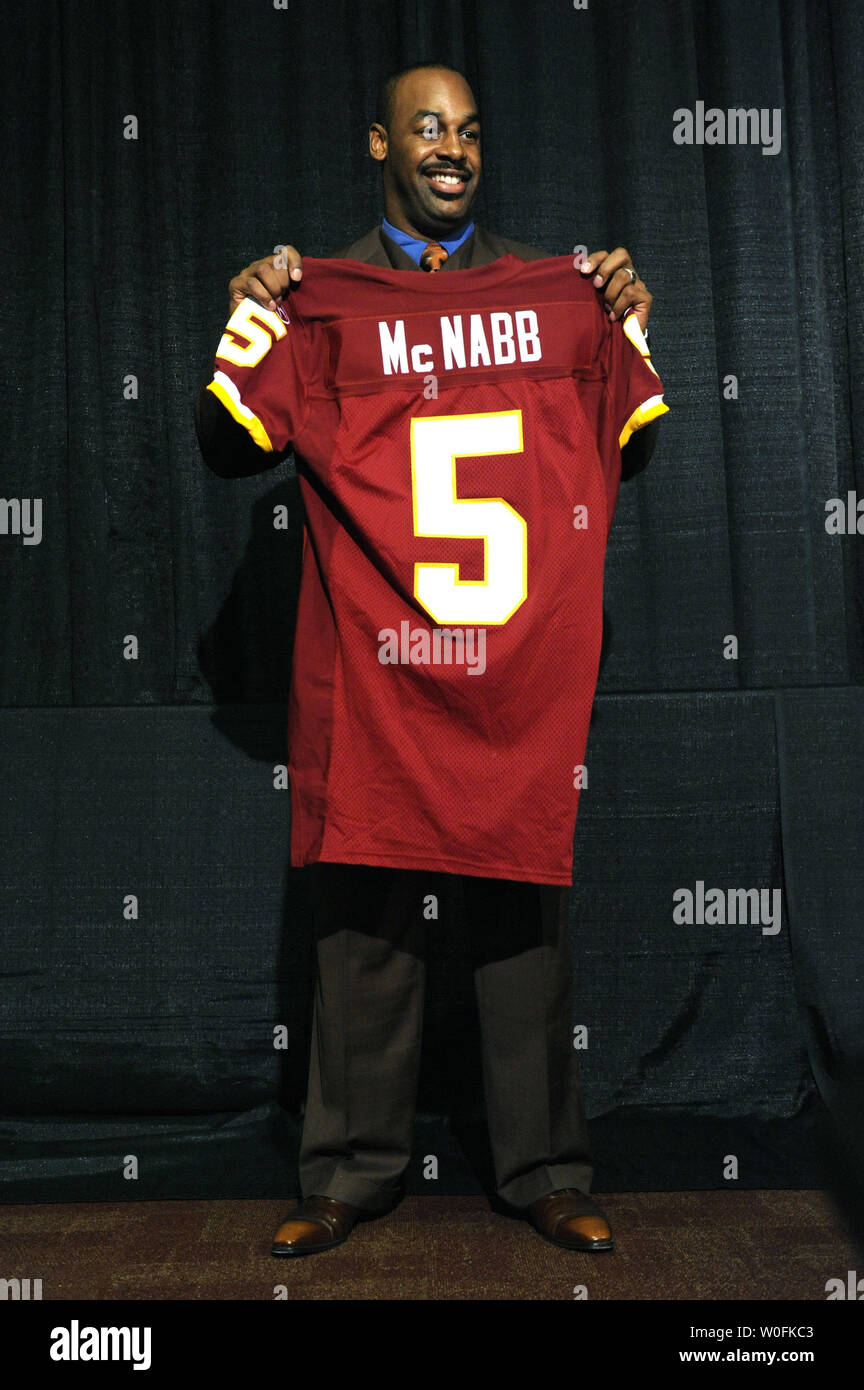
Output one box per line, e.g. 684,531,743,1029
1,1190,857,1301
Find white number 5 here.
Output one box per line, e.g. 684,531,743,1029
215,297,286,367
411,411,527,626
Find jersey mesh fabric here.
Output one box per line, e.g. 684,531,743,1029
206,254,668,885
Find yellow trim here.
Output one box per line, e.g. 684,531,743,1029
206,377,274,452
622,312,651,358
619,397,669,450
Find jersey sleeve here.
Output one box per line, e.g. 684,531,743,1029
205,297,310,453
601,310,669,451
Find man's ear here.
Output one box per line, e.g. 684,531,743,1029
369,123,387,162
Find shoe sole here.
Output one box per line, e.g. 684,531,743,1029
536,1229,614,1252
271,1233,351,1257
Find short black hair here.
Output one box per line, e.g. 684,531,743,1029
373,63,474,131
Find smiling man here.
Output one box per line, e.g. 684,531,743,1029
375,67,481,244
196,63,665,1262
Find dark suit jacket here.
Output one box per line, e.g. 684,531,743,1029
196,222,660,480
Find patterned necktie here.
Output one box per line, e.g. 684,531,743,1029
419,241,449,272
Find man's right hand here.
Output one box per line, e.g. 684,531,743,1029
228,243,303,315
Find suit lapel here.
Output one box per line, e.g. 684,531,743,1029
379,228,422,270
336,226,394,267
465,225,504,267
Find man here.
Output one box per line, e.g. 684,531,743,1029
196,63,665,1258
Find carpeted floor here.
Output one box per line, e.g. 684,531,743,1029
1,1191,858,1301
1,1189,861,1295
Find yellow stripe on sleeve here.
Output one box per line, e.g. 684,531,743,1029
206,371,275,452
619,395,670,449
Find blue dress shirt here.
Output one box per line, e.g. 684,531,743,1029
381,216,475,266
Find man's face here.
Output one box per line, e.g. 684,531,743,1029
370,69,482,239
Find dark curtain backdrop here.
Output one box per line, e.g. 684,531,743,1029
1,0,862,1203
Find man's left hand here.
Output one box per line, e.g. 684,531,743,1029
580,248,652,333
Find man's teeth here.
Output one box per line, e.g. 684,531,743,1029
428,174,463,185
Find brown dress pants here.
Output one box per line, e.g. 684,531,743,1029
297,862,594,1212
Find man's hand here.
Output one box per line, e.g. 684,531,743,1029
228,243,303,315
580,248,652,334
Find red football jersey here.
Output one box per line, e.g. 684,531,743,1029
207,254,668,885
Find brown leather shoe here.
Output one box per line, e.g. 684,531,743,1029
526,1188,614,1251
271,1194,367,1256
